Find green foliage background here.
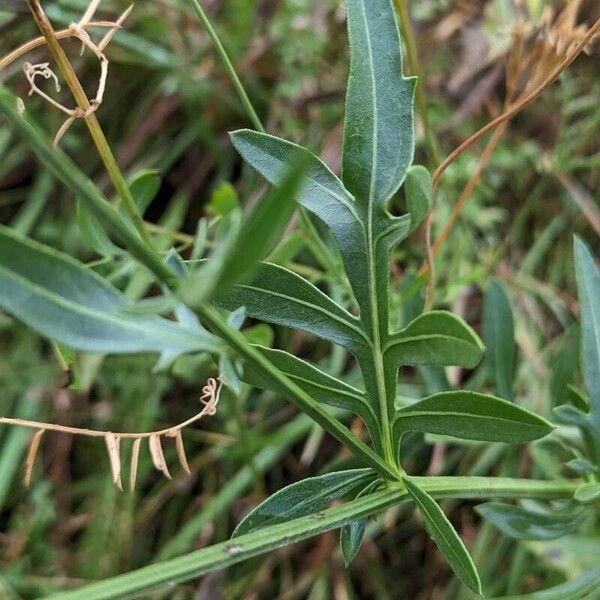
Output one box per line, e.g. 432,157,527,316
0,0,599,598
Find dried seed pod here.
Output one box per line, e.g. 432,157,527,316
129,437,142,493
149,434,171,480
23,429,45,488
104,433,123,491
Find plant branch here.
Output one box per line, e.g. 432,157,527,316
187,0,265,133
25,0,153,247
45,477,580,600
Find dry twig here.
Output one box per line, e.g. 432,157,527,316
1,376,224,491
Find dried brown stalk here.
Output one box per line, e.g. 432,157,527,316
2,376,224,492
0,1,132,145
420,7,600,304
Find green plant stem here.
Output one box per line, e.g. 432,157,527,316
195,304,399,481
45,476,580,600
25,0,153,247
0,87,176,286
393,0,440,165
187,0,264,133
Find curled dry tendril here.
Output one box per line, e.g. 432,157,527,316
0,376,225,493
0,0,132,145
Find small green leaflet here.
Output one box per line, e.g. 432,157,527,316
393,391,553,443
403,477,482,594
233,469,375,537
0,225,220,356
476,502,586,540
384,311,485,369
483,280,516,401
574,237,600,415
241,346,382,453
213,261,367,352
493,568,600,600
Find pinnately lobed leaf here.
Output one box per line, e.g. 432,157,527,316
233,469,375,537
393,391,554,443
403,477,482,594
0,225,221,356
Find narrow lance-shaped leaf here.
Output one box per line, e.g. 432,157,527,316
233,469,375,537
340,479,381,566
183,153,308,306
229,130,370,315
393,391,554,443
149,435,172,480
0,225,221,356
483,280,516,401
213,261,368,353
403,477,482,595
574,237,600,415
476,502,586,540
342,0,416,209
241,346,381,452
105,433,123,492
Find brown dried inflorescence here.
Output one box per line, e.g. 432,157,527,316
1,376,225,493
0,0,132,145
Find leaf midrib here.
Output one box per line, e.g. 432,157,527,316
236,282,369,345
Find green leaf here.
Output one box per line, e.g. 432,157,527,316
574,237,600,415
213,261,368,352
242,346,381,451
216,153,306,292
341,518,367,566
342,0,416,207
403,477,482,594
574,482,600,505
207,182,239,216
476,502,585,540
493,568,600,600
393,391,554,443
0,225,220,355
233,469,375,537
483,280,516,401
229,129,369,311
404,165,432,233
385,311,485,369
128,169,161,214
76,200,123,257
340,479,380,566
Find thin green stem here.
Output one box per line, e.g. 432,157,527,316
187,0,265,133
393,0,440,166
0,87,177,286
195,305,399,481
25,0,153,247
45,477,580,600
